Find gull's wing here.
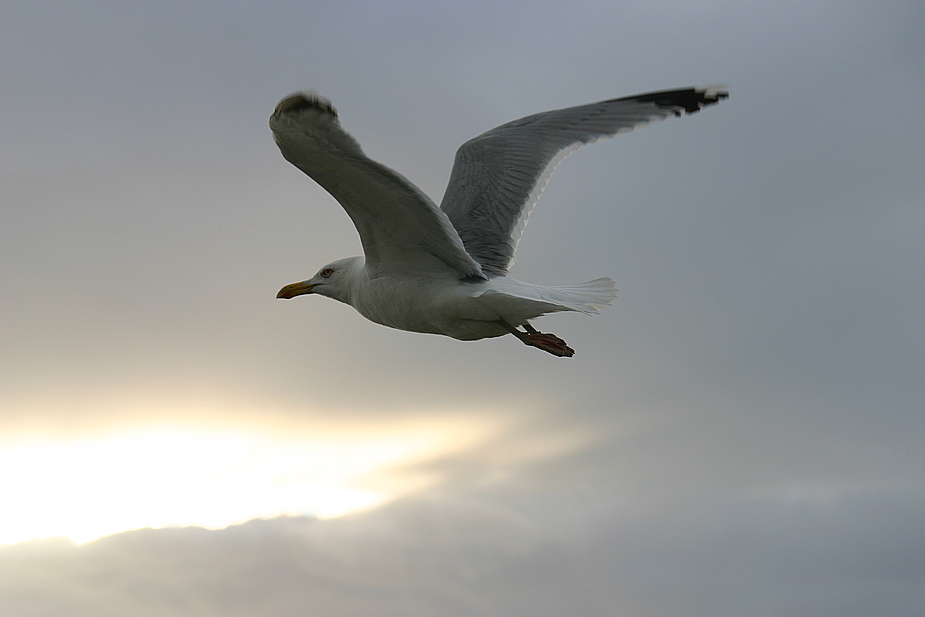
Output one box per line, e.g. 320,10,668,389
271,93,485,279
440,86,728,276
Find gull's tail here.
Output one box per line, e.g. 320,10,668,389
473,277,617,319
538,277,617,314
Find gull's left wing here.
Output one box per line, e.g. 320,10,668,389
271,93,485,279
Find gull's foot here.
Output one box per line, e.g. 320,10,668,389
525,332,575,357
497,321,575,357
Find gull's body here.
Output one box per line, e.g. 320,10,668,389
271,87,727,356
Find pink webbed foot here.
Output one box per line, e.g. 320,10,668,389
524,332,575,357
499,321,575,357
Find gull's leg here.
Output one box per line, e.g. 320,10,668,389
498,321,575,357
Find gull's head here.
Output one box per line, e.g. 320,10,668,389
276,256,363,304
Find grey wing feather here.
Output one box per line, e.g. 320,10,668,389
270,93,485,279
439,86,728,276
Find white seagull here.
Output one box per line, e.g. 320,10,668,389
271,86,727,356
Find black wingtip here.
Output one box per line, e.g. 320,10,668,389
273,91,338,118
631,86,729,115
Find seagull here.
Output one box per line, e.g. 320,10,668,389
271,86,727,357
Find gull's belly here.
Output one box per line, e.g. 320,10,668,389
349,276,510,341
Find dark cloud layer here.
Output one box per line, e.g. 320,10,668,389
3,488,924,617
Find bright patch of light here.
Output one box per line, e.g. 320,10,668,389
0,422,490,545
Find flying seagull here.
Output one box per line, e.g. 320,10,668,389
271,86,727,357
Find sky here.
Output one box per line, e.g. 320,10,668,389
2,0,924,614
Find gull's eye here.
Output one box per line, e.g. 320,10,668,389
321,268,334,278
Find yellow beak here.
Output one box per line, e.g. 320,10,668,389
276,281,317,299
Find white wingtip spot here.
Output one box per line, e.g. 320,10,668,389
699,84,729,100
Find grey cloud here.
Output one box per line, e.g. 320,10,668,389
2,0,924,614
2,488,923,617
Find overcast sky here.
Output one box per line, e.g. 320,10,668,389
2,0,924,615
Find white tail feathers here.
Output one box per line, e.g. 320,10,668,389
540,277,617,314
470,276,617,323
